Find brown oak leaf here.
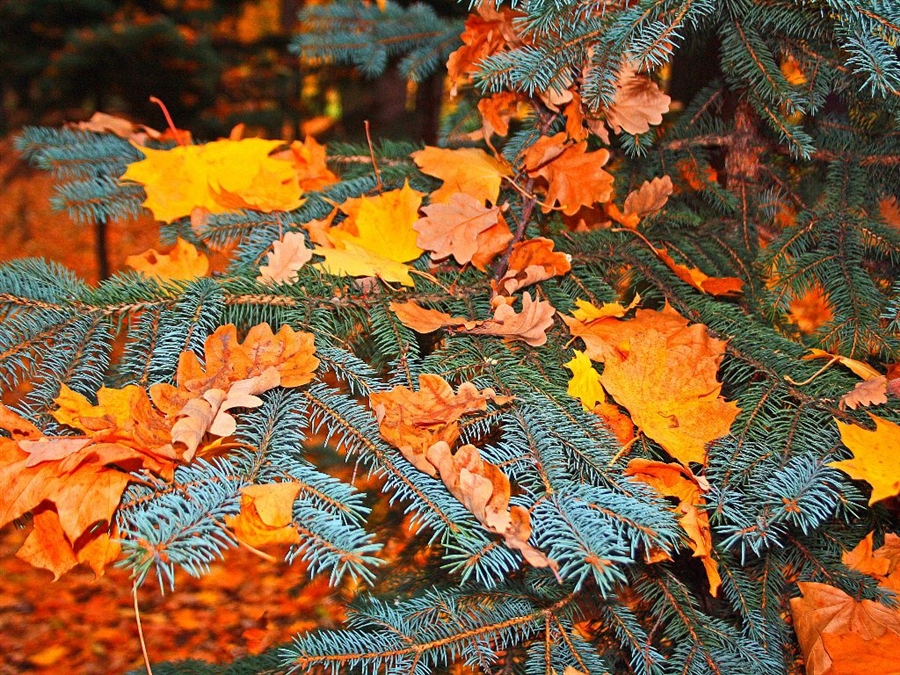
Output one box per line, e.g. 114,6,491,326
608,175,673,228
469,293,557,347
605,62,671,135
257,231,313,284
414,193,504,266
497,237,571,294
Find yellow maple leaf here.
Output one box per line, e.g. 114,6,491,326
121,138,303,223
125,237,209,282
830,414,900,504
315,182,424,286
411,146,511,205
564,350,605,410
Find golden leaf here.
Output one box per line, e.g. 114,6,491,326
412,146,511,205
564,350,606,411
121,137,304,223
830,414,900,504
126,236,209,282
225,482,303,548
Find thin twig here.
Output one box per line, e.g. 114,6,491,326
148,96,188,147
364,120,383,192
133,583,153,675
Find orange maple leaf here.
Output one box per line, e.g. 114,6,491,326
225,482,303,548
788,285,834,335
790,581,900,675
413,193,506,266
126,236,209,282
412,146,511,205
270,136,339,193
829,414,900,504
564,303,738,465
523,133,614,215
625,458,721,596
497,237,571,294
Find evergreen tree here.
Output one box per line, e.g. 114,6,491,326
4,1,900,674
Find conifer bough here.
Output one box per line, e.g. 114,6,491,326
5,1,900,674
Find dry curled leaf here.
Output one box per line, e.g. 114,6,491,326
225,482,303,548
498,237,571,294
653,246,743,297
446,6,523,96
625,458,720,596
370,374,511,476
426,441,555,569
608,176,673,228
389,300,480,333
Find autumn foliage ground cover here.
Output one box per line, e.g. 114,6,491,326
3,2,900,675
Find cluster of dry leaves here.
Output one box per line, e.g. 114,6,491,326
4,7,900,674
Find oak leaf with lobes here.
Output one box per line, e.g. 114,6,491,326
523,133,614,215
413,193,507,268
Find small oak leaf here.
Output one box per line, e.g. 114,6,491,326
830,414,900,504
126,237,209,282
841,376,888,410
608,175,673,228
498,237,571,294
257,231,313,284
414,193,503,265
605,62,671,135
412,146,511,205
469,293,556,347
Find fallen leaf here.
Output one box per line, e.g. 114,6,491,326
841,376,888,410
226,482,303,547
446,6,523,96
843,532,892,578
498,237,571,294
605,62,671,136
412,146,511,205
270,136,339,193
523,133,614,215
126,236,209,282
370,374,512,477
257,231,313,284
564,350,606,411
653,246,743,297
830,414,900,504
414,193,504,265
803,349,882,381
389,300,480,333
790,581,900,675
608,176,673,228
315,182,424,287
625,458,720,596
469,293,556,347
788,285,834,334
600,327,738,465
121,137,305,223
426,441,555,569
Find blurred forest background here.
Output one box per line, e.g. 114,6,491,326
0,0,460,282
